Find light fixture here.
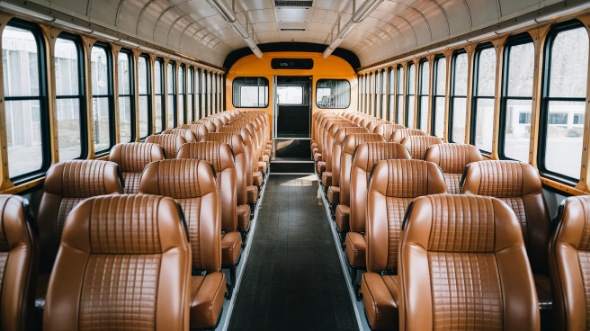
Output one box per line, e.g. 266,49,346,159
206,0,236,23
0,2,53,21
92,30,120,42
53,18,92,34
231,22,248,39
496,19,536,34
324,0,383,58
536,2,590,23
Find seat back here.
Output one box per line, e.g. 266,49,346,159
0,195,37,331
366,159,446,273
43,195,192,331
321,120,350,163
399,194,539,331
372,123,405,141
462,160,551,275
145,134,186,158
219,125,257,182
389,128,427,143
177,142,237,233
425,143,483,193
349,143,411,233
325,125,356,173
194,119,217,133
339,133,385,207
108,142,165,194
331,127,370,188
550,196,590,330
179,123,208,141
201,133,248,206
37,160,123,273
163,128,198,142
139,159,221,272
401,135,443,160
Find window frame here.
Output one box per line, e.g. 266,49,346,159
431,54,446,138
166,61,177,128
137,53,152,139
187,66,194,122
538,19,588,183
449,49,468,143
417,58,430,131
117,48,136,143
405,62,416,128
177,63,186,125
316,79,351,109
154,58,165,133
232,76,270,108
90,42,115,155
396,64,404,124
470,42,496,154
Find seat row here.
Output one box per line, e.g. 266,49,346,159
311,111,560,330
0,109,271,330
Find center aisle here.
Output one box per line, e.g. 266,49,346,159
228,174,359,331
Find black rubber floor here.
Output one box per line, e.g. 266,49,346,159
228,175,359,331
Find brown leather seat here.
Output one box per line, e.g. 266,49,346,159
462,160,553,313
398,194,540,331
43,194,193,331
335,133,385,242
179,123,209,141
321,125,358,188
201,132,251,233
219,125,265,188
145,133,186,158
138,160,226,329
327,127,370,208
177,142,243,294
163,127,198,142
194,119,217,133
389,128,427,143
424,143,483,194
361,159,446,330
0,195,37,331
108,142,165,194
317,119,351,176
400,135,443,160
550,195,590,330
372,123,405,141
346,143,412,287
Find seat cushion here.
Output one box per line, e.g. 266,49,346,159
361,273,399,331
237,204,251,233
328,186,340,206
253,171,263,187
346,232,366,268
222,231,242,267
336,205,350,232
321,171,332,187
247,185,258,204
190,273,226,329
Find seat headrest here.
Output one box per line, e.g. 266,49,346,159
63,194,186,254
403,194,524,253
179,123,209,141
109,142,165,173
555,196,590,251
461,160,542,197
353,142,411,172
334,127,369,144
401,136,444,159
424,143,483,173
342,133,386,154
139,159,217,199
202,133,246,156
390,128,427,143
44,160,124,197
369,159,447,198
218,126,253,146
0,195,31,252
163,128,197,143
145,134,186,158
177,142,235,173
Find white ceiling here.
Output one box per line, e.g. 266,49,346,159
9,0,576,68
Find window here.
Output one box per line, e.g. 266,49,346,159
167,61,176,128
317,79,351,108
540,21,588,181
138,55,151,138
368,72,374,115
418,59,429,131
388,68,394,121
471,44,496,153
501,35,534,161
396,65,404,124
178,64,186,124
373,71,379,117
363,74,368,113
358,75,364,113
406,63,415,128
187,67,194,122
55,34,86,161
450,51,468,143
233,77,269,108
91,43,114,154
432,56,446,138
278,86,303,104
117,50,134,143
2,21,49,179
204,71,209,115
381,69,387,120
211,73,217,114
196,68,203,119
154,58,164,133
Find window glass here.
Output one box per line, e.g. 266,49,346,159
381,70,387,119
278,86,303,104
406,63,415,127
178,65,185,124
317,79,350,108
117,51,133,142
472,46,496,152
388,68,394,121
154,59,164,132
91,45,112,153
55,36,85,160
187,67,194,122
138,55,150,138
542,23,588,180
167,62,176,128
451,52,468,142
502,39,534,161
2,23,47,177
233,77,269,107
396,65,404,124
433,56,446,138
418,60,429,131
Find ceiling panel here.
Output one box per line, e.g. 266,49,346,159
88,0,120,26
466,0,500,28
